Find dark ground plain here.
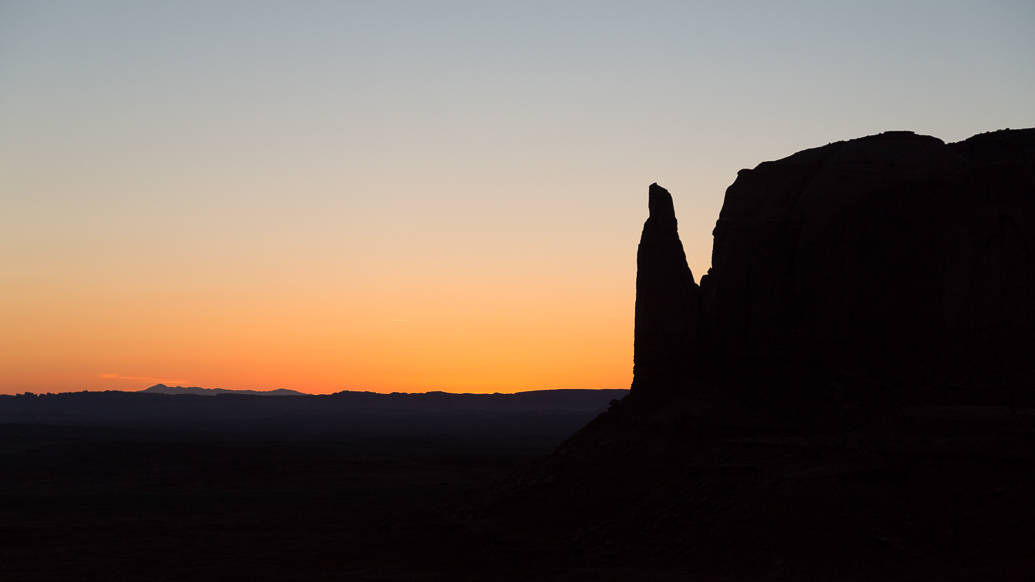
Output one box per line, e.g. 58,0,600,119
0,424,571,581
3,400,1033,581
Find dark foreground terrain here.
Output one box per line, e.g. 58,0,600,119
5,405,1031,581
0,424,570,581
0,389,628,580
483,392,1035,581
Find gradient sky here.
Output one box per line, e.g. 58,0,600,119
2,1,1033,394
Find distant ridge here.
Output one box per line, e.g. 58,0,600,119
140,384,306,397
0,387,627,439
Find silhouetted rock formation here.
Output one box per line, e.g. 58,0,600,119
631,183,699,395
483,129,1035,579
634,129,1035,411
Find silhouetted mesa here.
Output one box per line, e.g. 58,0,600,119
633,129,1035,411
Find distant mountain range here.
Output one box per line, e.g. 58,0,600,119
140,384,306,397
0,386,628,441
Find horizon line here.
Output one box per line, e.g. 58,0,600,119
7,385,631,397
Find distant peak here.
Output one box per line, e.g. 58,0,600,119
139,385,306,397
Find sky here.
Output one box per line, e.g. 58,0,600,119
2,1,1033,394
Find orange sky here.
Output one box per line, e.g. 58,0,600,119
1,228,638,393
0,179,657,394
3,3,1031,394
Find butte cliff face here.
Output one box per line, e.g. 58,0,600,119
635,129,1035,407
